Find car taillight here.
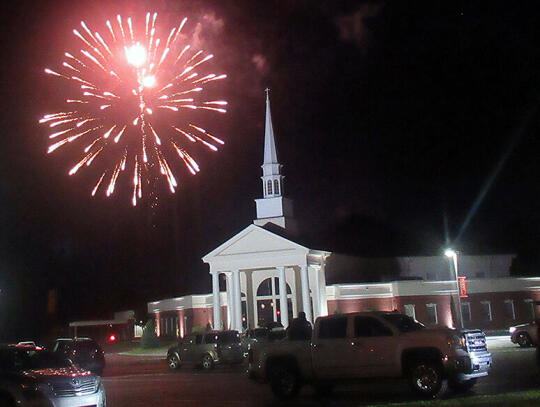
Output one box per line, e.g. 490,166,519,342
108,334,117,342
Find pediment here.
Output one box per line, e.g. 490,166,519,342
202,224,308,262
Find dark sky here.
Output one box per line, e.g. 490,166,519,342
1,0,540,340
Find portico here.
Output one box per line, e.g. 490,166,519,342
203,224,330,330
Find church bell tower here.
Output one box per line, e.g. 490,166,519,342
254,89,295,230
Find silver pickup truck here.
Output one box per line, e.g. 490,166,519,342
248,311,491,399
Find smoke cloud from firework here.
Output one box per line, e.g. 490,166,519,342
40,12,227,206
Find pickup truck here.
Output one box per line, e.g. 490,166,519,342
248,311,492,399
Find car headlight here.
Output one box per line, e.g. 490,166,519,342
509,327,516,334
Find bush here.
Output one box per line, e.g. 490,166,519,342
140,319,160,349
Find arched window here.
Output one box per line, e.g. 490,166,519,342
256,277,293,327
266,180,273,195
273,179,280,195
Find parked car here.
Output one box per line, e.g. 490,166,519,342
52,338,106,375
510,321,538,347
0,344,106,407
249,311,492,399
167,330,243,370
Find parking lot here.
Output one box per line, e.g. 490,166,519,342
102,337,539,407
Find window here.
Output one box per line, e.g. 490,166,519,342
426,303,438,324
504,300,515,320
266,180,273,195
480,301,492,321
354,317,393,337
461,302,471,323
318,317,347,339
273,179,280,195
382,313,424,332
426,272,435,281
404,304,416,320
525,299,535,320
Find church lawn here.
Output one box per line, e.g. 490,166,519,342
365,390,540,407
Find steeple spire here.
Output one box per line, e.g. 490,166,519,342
254,89,295,231
264,88,278,165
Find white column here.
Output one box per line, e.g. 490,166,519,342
226,273,234,329
312,265,321,319
319,257,329,317
211,271,222,330
278,266,289,328
271,277,277,322
300,265,312,323
232,270,243,331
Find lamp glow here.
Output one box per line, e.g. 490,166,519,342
445,249,456,258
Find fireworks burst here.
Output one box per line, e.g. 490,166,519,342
40,13,227,206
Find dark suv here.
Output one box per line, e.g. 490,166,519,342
52,338,106,375
167,330,243,370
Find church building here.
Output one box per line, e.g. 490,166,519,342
147,92,540,337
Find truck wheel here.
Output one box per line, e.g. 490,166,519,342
408,361,447,398
449,378,477,393
201,354,214,370
270,364,300,400
167,353,181,370
517,332,532,348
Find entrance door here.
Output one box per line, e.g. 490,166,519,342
312,315,355,379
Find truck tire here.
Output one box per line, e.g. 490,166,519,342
269,364,300,400
448,378,477,393
201,354,214,370
517,332,532,348
407,361,447,398
167,353,181,370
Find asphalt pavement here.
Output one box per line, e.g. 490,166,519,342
102,336,540,407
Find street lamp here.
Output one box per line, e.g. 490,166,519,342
445,249,464,329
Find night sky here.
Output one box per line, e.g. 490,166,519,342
1,0,540,341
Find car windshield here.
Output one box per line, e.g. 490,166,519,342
218,332,240,344
382,314,425,332
0,349,71,371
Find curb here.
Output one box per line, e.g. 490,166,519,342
116,352,166,358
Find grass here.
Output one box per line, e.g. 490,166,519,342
121,339,177,355
365,390,540,407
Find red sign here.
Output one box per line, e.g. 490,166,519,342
458,276,467,298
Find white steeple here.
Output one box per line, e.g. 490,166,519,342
254,89,295,230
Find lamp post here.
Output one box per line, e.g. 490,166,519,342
445,249,464,329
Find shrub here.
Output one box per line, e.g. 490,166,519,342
140,319,160,349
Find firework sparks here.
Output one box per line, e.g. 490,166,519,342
41,13,227,205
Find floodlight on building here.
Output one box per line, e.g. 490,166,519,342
445,248,457,258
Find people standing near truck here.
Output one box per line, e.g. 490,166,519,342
286,311,312,340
